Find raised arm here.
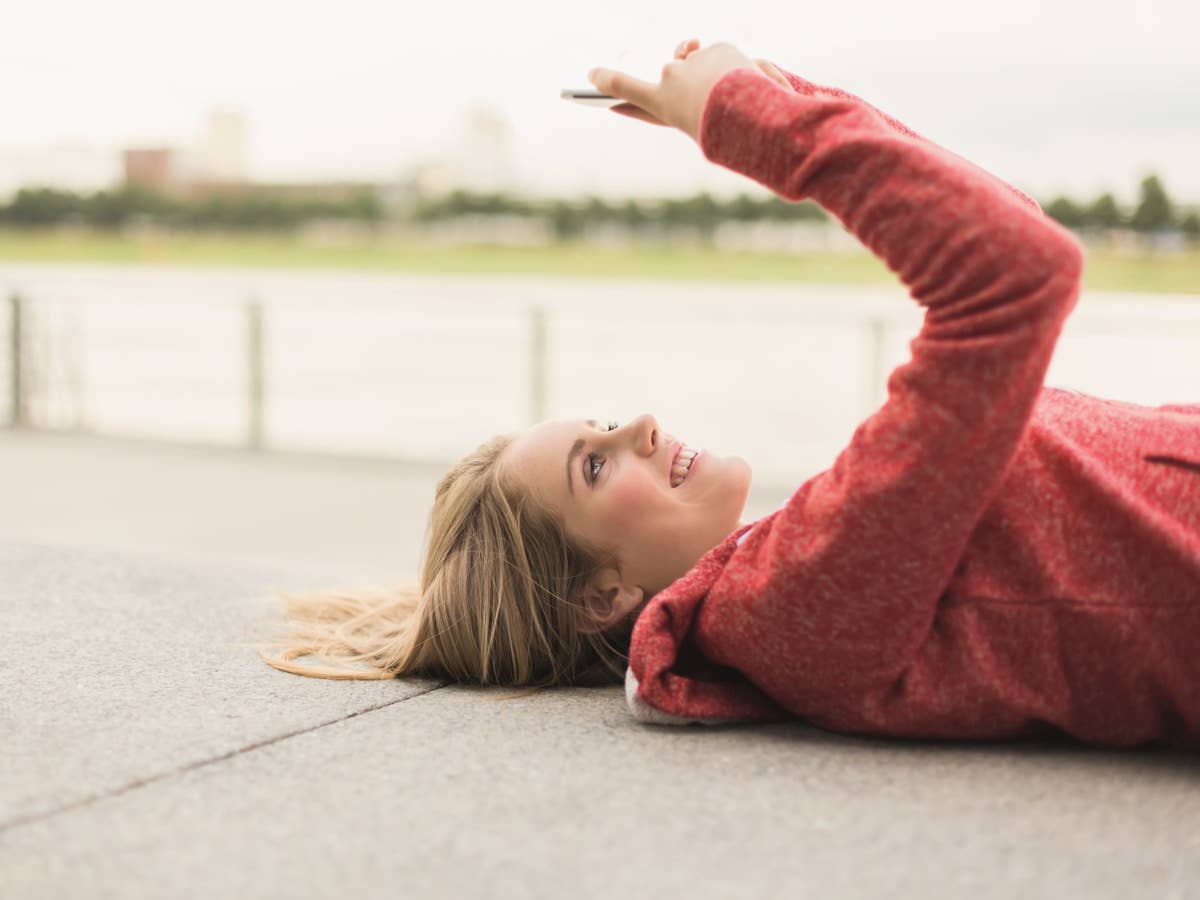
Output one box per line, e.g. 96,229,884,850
596,43,1084,709
763,65,1044,213
689,63,1083,697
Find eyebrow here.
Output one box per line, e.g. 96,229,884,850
566,419,598,495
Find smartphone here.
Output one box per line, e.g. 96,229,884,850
561,89,623,108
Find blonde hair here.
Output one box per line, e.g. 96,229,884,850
258,433,634,695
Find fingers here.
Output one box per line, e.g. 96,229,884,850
588,67,659,115
674,38,700,59
611,103,668,127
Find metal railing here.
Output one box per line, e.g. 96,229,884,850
4,277,1198,485
3,290,899,450
7,294,22,428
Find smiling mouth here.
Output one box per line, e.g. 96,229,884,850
670,444,700,488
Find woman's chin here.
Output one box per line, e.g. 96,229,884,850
726,454,753,497
708,454,753,531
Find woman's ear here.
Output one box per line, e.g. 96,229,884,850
576,566,645,635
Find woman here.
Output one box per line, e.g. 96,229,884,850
261,41,1200,749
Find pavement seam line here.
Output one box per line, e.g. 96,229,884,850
0,682,449,835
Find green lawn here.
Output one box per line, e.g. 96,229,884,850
2,229,1198,294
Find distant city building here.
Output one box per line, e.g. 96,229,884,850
403,104,520,197
122,108,249,195
196,108,248,183
123,147,179,192
457,105,517,193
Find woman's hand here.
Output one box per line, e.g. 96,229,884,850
588,39,790,142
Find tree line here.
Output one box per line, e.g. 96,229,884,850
0,184,827,239
1044,175,1198,237
0,185,384,232
1,174,1196,242
409,190,827,240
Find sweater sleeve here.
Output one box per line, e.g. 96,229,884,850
692,68,1085,701
766,65,1044,214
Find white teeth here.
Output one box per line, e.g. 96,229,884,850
670,446,697,488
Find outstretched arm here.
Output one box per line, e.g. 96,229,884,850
599,42,1084,707
764,63,1043,213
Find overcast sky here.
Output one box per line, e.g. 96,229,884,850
5,0,1199,204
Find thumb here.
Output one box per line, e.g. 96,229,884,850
589,67,659,116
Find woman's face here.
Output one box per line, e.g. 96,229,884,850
504,414,752,601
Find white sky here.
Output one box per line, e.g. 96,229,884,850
4,0,1199,204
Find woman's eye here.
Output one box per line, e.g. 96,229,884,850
587,452,603,483
586,421,617,484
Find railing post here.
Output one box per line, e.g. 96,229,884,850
246,298,265,450
9,293,23,428
864,316,888,417
529,305,547,425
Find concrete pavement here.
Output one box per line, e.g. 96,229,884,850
2,430,1198,899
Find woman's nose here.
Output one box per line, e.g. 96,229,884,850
630,414,659,456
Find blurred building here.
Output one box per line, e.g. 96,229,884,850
117,109,384,211
402,104,520,198
457,105,518,193
123,108,250,195
123,147,178,192
196,109,248,183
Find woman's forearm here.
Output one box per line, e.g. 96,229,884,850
763,64,1042,213
697,67,1080,323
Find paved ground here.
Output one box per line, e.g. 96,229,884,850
2,429,1198,899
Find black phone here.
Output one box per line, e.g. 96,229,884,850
560,89,623,108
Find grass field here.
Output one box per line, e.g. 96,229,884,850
2,229,1199,294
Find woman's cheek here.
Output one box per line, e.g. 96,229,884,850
605,475,653,523
603,471,682,538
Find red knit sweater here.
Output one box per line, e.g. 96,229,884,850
625,67,1200,749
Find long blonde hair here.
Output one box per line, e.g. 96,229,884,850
257,433,634,693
